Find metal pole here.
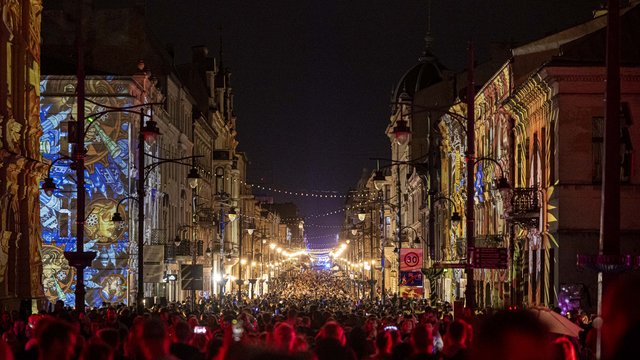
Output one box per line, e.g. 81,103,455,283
137,111,146,313
268,245,272,294
370,207,375,301
598,1,621,358
428,112,437,264
361,222,365,299
379,190,386,304
191,189,197,308
397,162,402,298
219,206,225,304
600,0,621,268
71,0,89,312
464,42,476,309
237,214,243,301
190,120,197,310
251,231,255,298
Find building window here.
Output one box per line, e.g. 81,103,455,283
592,117,604,183
592,103,633,183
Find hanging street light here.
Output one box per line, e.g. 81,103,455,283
357,208,367,222
392,118,411,145
187,167,200,189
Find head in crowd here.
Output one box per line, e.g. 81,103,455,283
473,310,551,360
601,273,640,360
37,318,77,360
140,318,171,359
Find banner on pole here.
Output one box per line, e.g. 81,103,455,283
400,248,423,271
400,270,423,287
400,286,424,299
181,264,203,290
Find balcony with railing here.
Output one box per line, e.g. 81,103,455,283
175,240,204,257
505,187,540,228
149,229,179,263
476,234,506,248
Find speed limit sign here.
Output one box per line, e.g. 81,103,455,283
400,249,423,271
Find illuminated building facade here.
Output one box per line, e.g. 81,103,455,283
424,3,640,310
39,73,164,307
0,0,44,310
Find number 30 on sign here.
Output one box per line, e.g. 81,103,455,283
400,248,423,271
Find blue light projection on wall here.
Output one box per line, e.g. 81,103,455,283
40,77,133,307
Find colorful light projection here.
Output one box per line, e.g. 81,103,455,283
39,77,133,307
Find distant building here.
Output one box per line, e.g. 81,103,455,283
37,0,262,305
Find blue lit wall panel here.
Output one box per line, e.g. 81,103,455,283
40,77,134,307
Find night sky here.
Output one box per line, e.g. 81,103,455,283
147,0,602,249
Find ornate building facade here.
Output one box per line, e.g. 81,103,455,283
361,2,640,311
431,3,640,310
0,0,44,310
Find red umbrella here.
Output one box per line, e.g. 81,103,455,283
528,307,583,338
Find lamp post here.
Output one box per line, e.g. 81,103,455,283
269,242,276,288
393,97,413,299
236,212,245,302
393,45,478,307
215,192,235,304
573,2,626,358
61,2,94,312
373,170,387,303
464,42,477,309
186,115,205,309
358,208,367,299
260,233,267,295
108,109,199,312
247,222,256,298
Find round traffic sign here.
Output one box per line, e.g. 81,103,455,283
403,251,420,268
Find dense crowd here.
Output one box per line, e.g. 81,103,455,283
0,271,638,360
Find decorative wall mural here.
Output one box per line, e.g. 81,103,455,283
40,77,134,307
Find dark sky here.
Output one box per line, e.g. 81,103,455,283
147,0,602,248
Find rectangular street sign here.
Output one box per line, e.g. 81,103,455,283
400,271,424,287
181,264,203,290
432,262,467,269
473,247,508,269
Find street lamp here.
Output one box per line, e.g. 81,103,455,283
187,167,200,189
227,208,238,221
40,156,73,197
247,222,256,235
473,157,511,195
392,118,412,146
392,91,412,146
140,117,161,143
246,223,257,298
357,208,367,222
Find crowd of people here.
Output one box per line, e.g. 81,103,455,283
0,270,638,360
